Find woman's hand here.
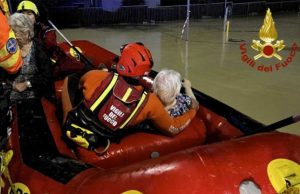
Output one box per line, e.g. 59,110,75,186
13,82,28,92
182,79,192,88
191,98,199,111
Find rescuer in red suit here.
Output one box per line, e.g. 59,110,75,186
61,43,199,151
17,0,84,78
17,1,56,54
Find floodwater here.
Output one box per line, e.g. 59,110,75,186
60,12,300,135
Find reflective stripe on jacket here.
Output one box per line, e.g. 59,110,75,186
0,11,22,74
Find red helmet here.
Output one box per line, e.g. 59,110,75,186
116,42,153,77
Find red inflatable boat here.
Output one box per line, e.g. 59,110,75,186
1,40,299,194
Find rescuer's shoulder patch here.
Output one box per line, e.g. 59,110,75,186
6,38,18,54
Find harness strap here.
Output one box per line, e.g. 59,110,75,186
80,72,148,135
66,123,95,149
90,73,118,111
66,123,110,154
94,139,110,156
77,105,117,139
121,87,132,102
120,91,148,129
70,123,93,135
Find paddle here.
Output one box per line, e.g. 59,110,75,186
48,20,94,73
256,114,300,133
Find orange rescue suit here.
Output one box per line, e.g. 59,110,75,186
62,70,197,136
0,10,22,73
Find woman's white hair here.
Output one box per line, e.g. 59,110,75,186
153,69,182,106
9,13,34,39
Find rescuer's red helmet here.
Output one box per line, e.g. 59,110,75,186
116,42,153,77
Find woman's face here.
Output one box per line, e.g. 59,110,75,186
14,30,30,47
21,10,36,24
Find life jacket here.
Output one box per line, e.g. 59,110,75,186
0,11,22,74
64,73,148,153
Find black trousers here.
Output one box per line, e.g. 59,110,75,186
67,73,83,107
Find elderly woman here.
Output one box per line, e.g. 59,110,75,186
153,69,197,117
8,13,54,103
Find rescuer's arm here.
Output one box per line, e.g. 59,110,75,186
182,79,196,100
79,70,109,100
43,27,57,51
145,93,198,136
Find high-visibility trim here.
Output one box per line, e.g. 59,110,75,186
0,53,10,63
70,123,93,134
50,58,56,63
90,73,118,111
0,35,21,67
0,25,22,73
0,30,18,63
0,48,20,68
120,91,147,129
0,30,14,56
4,49,22,74
66,131,89,149
1,0,10,17
67,124,94,149
121,88,132,102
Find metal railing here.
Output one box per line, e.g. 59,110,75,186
49,0,300,27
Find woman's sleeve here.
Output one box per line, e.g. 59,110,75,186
145,93,197,136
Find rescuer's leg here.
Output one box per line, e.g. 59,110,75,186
62,73,82,123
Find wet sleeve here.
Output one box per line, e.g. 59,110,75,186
146,93,197,136
43,29,57,51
